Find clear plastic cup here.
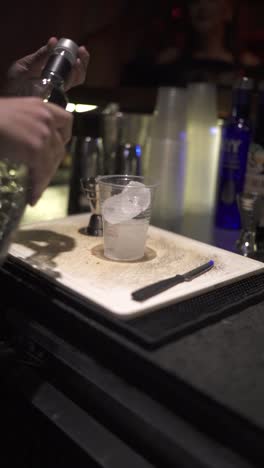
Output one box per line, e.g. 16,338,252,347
97,175,158,261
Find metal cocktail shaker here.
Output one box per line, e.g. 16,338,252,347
68,110,103,215
101,103,123,175
80,177,103,236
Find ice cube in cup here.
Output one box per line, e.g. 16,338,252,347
122,181,151,213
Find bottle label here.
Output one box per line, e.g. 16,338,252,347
215,128,251,230
222,139,242,170
244,143,264,196
219,137,245,205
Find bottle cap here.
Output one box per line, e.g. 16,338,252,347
234,76,254,90
42,38,79,83
53,38,78,65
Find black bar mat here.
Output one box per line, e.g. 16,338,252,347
3,256,264,351
128,272,264,347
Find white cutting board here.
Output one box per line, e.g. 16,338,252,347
9,213,264,319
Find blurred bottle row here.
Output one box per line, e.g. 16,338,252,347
68,83,220,224
68,103,149,214
67,77,264,257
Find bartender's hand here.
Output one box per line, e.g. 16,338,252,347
0,97,73,205
7,37,90,89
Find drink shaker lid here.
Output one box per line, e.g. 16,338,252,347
54,38,78,65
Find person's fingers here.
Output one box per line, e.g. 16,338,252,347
45,102,73,144
28,37,58,72
65,46,89,89
78,46,90,70
23,102,60,205
8,39,89,88
19,45,49,69
0,96,69,206
8,37,58,80
46,36,58,51
29,105,70,205
50,129,66,173
26,37,58,63
29,128,65,205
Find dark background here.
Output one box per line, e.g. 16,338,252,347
1,0,263,90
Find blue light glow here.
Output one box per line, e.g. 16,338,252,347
135,145,142,157
210,126,218,135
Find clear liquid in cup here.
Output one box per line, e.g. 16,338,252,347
103,218,149,261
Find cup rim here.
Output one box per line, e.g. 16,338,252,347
96,174,159,189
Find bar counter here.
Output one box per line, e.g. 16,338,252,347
1,195,264,468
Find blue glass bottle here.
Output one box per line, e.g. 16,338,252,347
215,77,253,229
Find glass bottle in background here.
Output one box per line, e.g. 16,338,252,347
214,77,253,230
244,81,264,252
244,81,264,194
0,38,78,265
115,143,142,175
115,113,150,176
236,192,260,257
